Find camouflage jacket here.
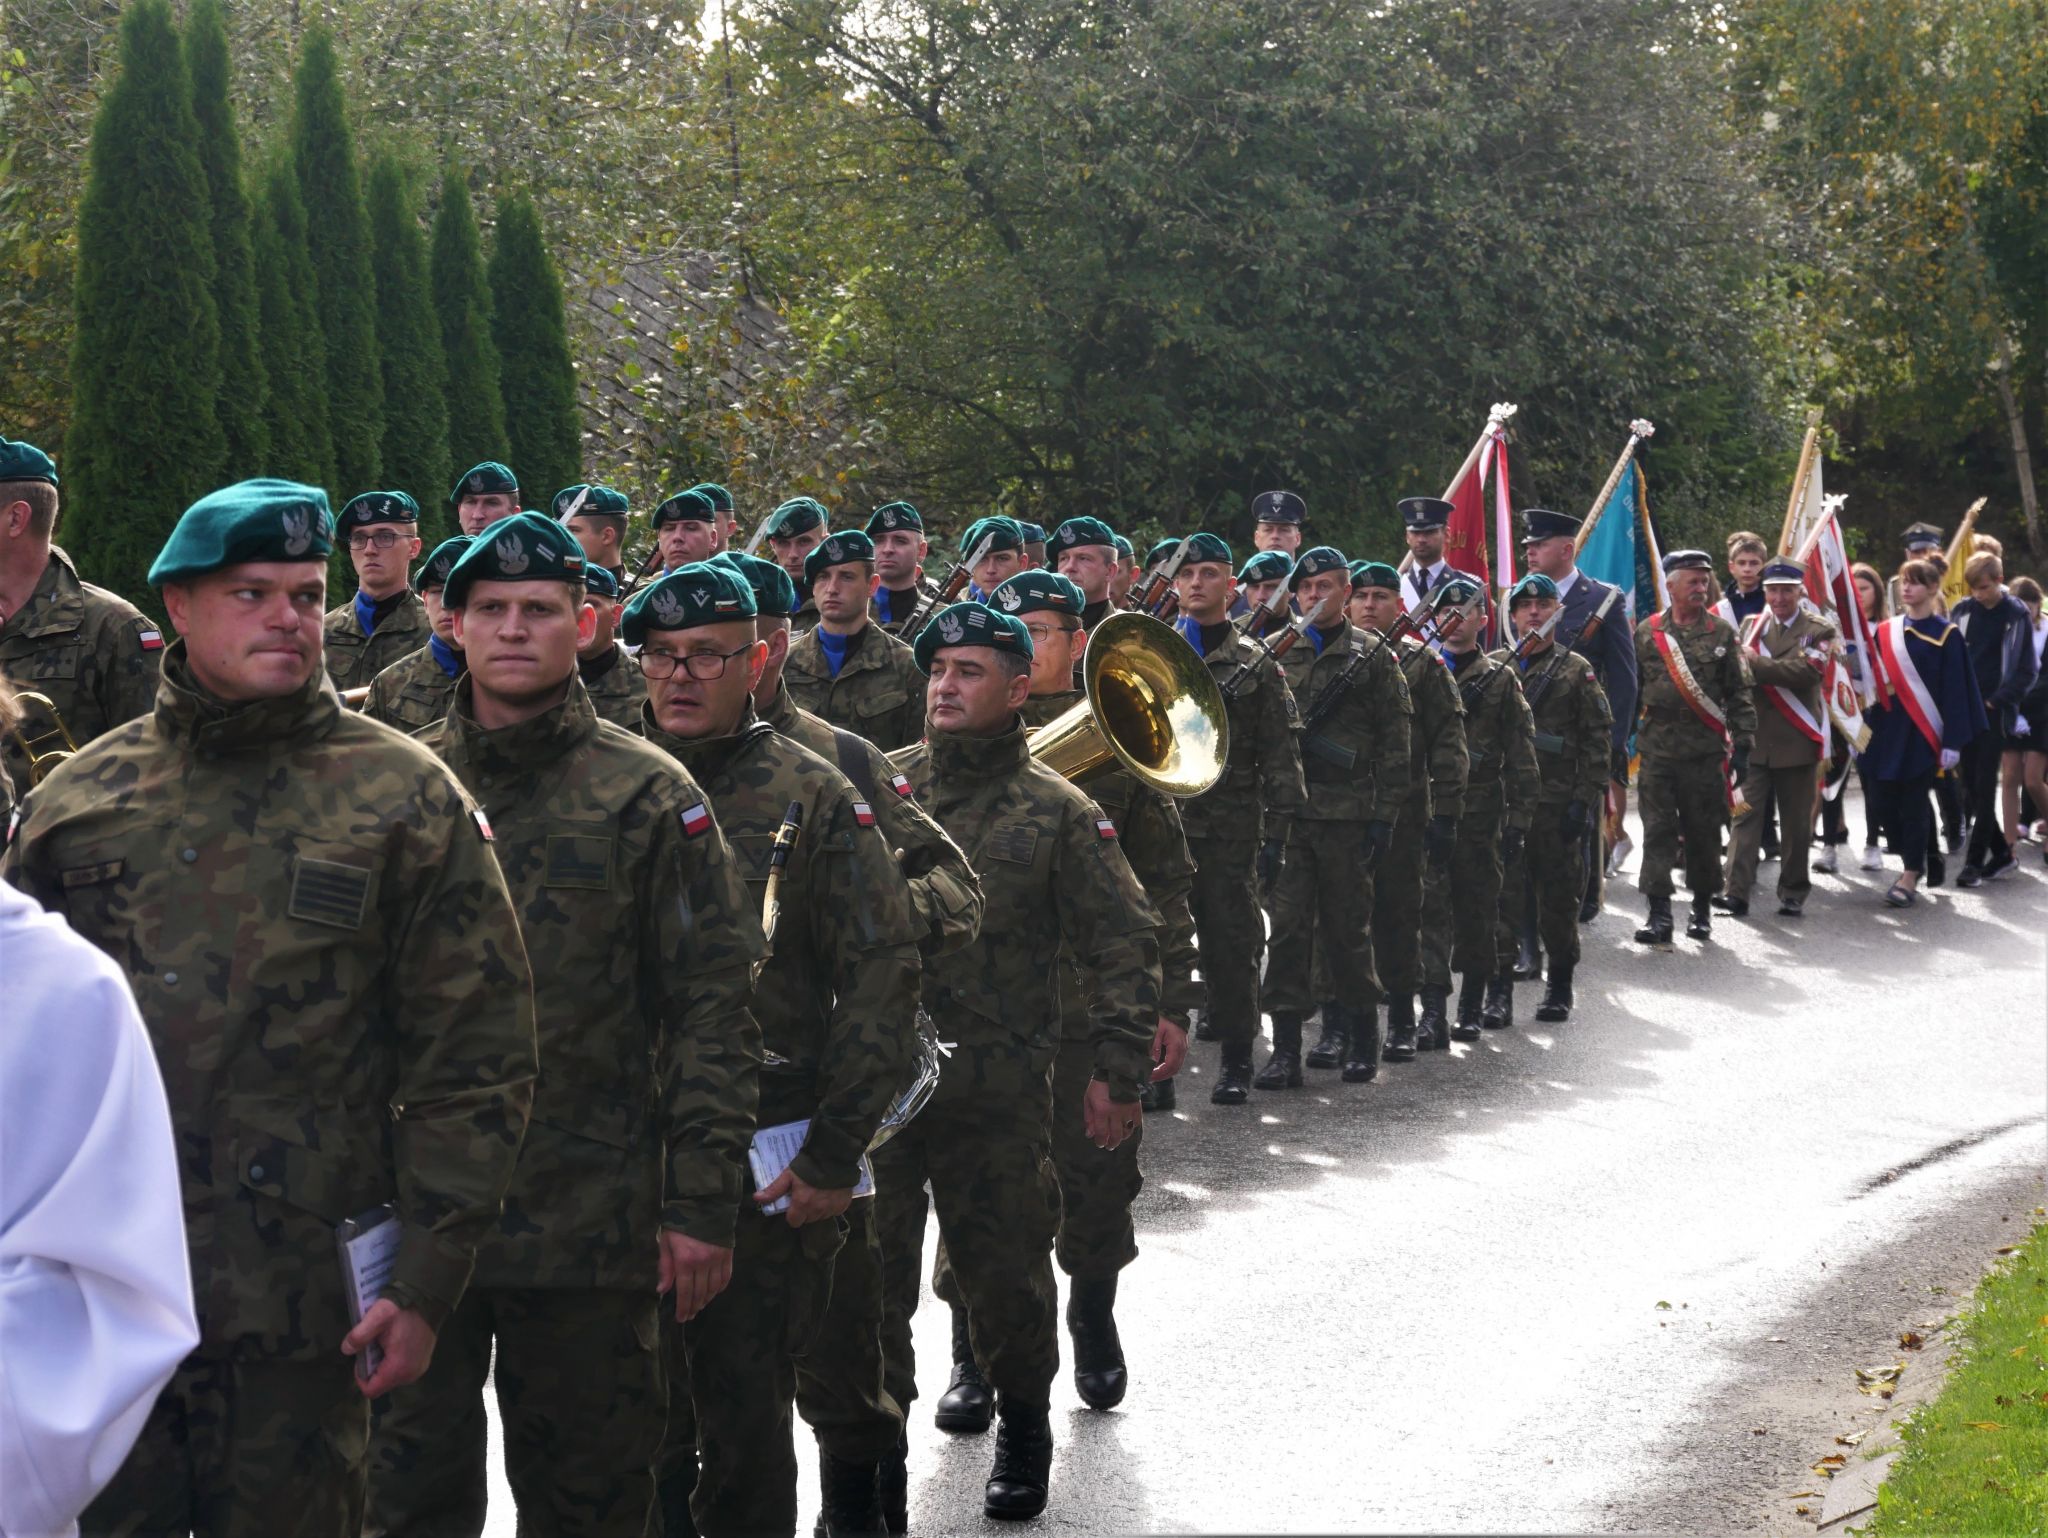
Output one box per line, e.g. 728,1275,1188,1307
784,621,926,751
648,714,921,1189
321,589,429,693
364,641,463,733
1634,609,1756,762
421,679,763,1271
1182,622,1305,845
1398,636,1468,821
1502,643,1613,808
1278,619,1412,825
899,722,1162,1100
0,545,161,790
871,577,940,637
3,643,536,1353
578,641,648,731
1744,607,1836,768
1447,649,1539,829
761,680,983,961
1023,690,1202,1036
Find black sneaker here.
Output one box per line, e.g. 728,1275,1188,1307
1956,864,1984,888
1982,853,2018,881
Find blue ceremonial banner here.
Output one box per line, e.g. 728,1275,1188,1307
1577,458,1665,622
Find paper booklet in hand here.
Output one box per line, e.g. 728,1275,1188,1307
336,1203,401,1381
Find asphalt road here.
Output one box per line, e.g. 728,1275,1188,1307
484,805,2048,1535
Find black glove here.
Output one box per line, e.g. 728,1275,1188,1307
1503,826,1526,864
1562,799,1589,839
1363,820,1394,866
1730,745,1751,782
1425,814,1457,871
1256,838,1286,893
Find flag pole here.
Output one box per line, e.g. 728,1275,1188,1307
1777,408,1825,555
1789,492,1850,570
1572,419,1656,557
1942,497,1987,570
1402,402,1517,573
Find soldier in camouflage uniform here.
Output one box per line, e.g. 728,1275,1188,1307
960,515,1029,601
4,479,537,1538
1633,548,1756,946
1265,548,1412,1086
767,498,831,633
450,459,520,536
1347,560,1466,1059
1494,573,1613,1025
362,535,472,731
322,491,427,692
1049,516,1122,629
867,501,941,636
575,562,648,729
651,486,726,577
884,601,1162,1523
0,438,162,790
1419,576,1539,1038
784,531,927,750
367,516,762,1538
555,482,637,591
1167,534,1306,1103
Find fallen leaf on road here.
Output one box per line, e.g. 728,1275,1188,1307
1788,1490,1818,1498
1995,1245,2020,1254
1813,1455,1847,1476
1835,1432,1866,1447
1751,1426,1767,1435
1965,1421,2006,1431
1795,1505,1810,1516
1856,1363,1905,1394
1900,1331,1925,1349
1656,1300,1672,1310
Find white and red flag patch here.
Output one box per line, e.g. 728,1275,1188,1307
680,803,712,837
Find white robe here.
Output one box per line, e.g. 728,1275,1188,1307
1,881,197,1538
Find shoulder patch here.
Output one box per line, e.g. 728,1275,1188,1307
680,802,713,838
852,800,876,827
137,626,164,651
471,807,494,841
889,772,915,798
1095,816,1119,841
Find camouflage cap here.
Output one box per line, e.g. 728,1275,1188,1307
866,501,924,536
582,562,621,599
711,551,798,617
803,529,877,583
961,515,1025,556
653,487,720,529
416,536,476,593
443,511,588,606
0,437,59,487
149,479,335,585
450,460,519,503
990,570,1085,619
553,483,630,520
1252,489,1306,524
767,497,829,539
690,482,735,514
1508,572,1560,605
1051,516,1118,555
1349,560,1400,592
1288,546,1350,589
621,561,758,645
338,490,420,529
1237,549,1292,584
1181,531,1232,567
911,600,1034,675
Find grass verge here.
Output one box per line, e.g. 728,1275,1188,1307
1868,1217,2048,1534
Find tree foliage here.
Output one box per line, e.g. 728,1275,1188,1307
368,152,452,537
253,159,337,494
429,169,507,483
490,190,583,504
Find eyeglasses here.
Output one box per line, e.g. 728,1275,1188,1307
347,529,406,551
1023,620,1078,644
638,644,752,681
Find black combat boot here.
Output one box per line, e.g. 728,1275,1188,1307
1535,960,1574,1023
1451,973,1485,1041
1341,1004,1379,1082
1141,1076,1175,1112
1513,928,1542,980
1685,894,1713,941
1416,985,1451,1050
1254,1014,1304,1090
817,1451,886,1538
1304,1006,1346,1070
1381,993,1418,1062
1193,1009,1218,1043
1481,974,1514,1030
879,1430,908,1535
933,1305,994,1433
983,1404,1054,1521
1066,1275,1127,1410
1634,896,1674,945
1211,1040,1254,1104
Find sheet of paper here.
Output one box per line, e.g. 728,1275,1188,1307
336,1205,401,1380
748,1118,874,1214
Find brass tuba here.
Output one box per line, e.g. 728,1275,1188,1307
1027,610,1228,797
10,690,79,785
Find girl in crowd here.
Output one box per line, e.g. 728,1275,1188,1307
1951,551,2040,884
1850,562,1890,871
2007,574,2048,855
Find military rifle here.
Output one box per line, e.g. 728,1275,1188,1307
901,531,998,644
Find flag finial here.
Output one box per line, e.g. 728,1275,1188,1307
1630,418,1656,440
1488,402,1518,426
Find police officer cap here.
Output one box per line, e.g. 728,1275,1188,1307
621,561,759,646
1253,489,1306,524
1113,534,1134,559
1762,558,1807,586
1019,522,1047,547
767,497,829,539
582,563,621,599
1349,560,1401,592
1399,496,1454,531
911,601,1034,675
416,536,475,593
0,437,59,486
1237,549,1292,584
690,482,734,514
1901,521,1944,549
1436,573,1485,608
1508,572,1560,605
803,529,877,584
1288,546,1350,588
961,515,1025,555
553,483,630,521
990,570,1085,619
450,461,518,503
443,511,589,607
1179,531,1232,567
711,551,798,617
653,487,720,529
1518,507,1582,545
867,501,924,536
1661,548,1714,575
338,490,420,529
149,479,335,586
1050,516,1118,554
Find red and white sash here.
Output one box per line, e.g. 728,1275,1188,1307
1872,615,1944,754
1651,613,1744,810
1746,616,1826,749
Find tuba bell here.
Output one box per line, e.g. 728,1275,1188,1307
1026,610,1228,798
10,690,80,785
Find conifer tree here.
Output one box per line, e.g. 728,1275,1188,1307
254,161,336,493
368,153,451,535
430,169,507,478
489,191,582,500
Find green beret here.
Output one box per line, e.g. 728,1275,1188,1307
961,516,1024,556
867,501,924,536
1112,534,1134,559
442,511,588,607
553,483,630,520
416,536,474,592
1349,560,1400,592
804,529,877,583
990,570,1085,619
621,561,758,645
1288,546,1350,589
1182,532,1233,567
582,563,621,599
767,497,829,539
1661,548,1714,575
338,490,419,529
689,482,734,514
1436,573,1484,607
711,551,798,617
911,601,1034,675
1050,516,1117,555
1019,522,1047,546
653,488,719,529
0,437,59,487
450,461,518,502
149,479,335,586
1508,572,1560,605
1143,537,1179,569
1238,550,1292,584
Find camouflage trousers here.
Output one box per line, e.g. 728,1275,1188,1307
365,1286,662,1538
1369,797,1430,997
1726,760,1819,904
795,1198,904,1460
1501,804,1588,971
1637,754,1730,900
873,1032,1059,1413
1183,834,1263,1044
1267,820,1382,1015
1420,790,1505,989
82,1353,364,1538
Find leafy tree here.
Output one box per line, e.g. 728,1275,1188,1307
368,152,451,537
252,160,336,494
62,0,222,605
490,190,582,502
429,169,507,480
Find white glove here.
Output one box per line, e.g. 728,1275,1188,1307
1939,748,1961,772
2018,715,2033,737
